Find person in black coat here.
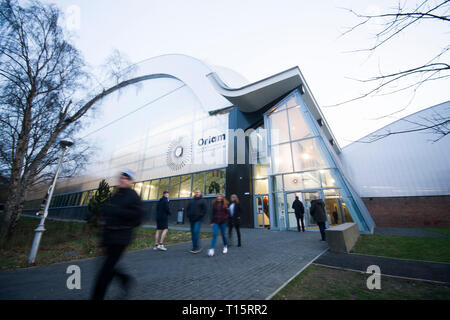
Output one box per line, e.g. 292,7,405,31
91,171,144,300
228,194,242,247
154,191,171,251
186,189,207,253
292,196,305,232
310,195,327,241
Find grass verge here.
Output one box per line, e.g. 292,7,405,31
424,228,450,237
272,264,450,300
0,216,211,272
351,234,450,263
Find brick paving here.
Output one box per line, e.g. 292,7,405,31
0,228,328,300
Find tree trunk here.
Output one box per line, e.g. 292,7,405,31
0,178,26,245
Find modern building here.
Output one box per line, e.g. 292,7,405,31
341,101,450,227
23,54,450,231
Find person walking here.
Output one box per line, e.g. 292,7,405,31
91,171,144,300
292,196,305,232
186,189,207,253
154,191,170,251
227,194,242,247
208,193,230,257
310,195,327,241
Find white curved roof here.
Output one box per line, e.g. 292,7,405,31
340,101,450,197
94,54,235,112
87,53,341,152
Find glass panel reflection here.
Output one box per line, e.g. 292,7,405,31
169,176,180,198
291,138,331,172
288,106,315,141
179,175,191,198
158,178,169,199
268,110,290,145
283,171,321,191
271,143,293,174
254,179,268,194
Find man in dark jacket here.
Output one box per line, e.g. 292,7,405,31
186,189,207,253
154,191,170,251
292,196,305,232
91,171,144,300
310,195,327,241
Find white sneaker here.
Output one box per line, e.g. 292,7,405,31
153,244,159,250
223,246,228,254
159,244,167,251
208,249,215,256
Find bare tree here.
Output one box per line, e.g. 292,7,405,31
329,0,450,141
0,0,144,244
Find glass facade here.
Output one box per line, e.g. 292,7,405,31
264,89,368,232
23,168,226,210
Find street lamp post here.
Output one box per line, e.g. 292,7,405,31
28,139,74,264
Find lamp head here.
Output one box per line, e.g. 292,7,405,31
59,139,74,148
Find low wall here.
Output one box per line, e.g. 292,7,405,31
362,195,450,227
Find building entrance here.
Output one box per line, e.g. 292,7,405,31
285,191,322,231
254,195,270,228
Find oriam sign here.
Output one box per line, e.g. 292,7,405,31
198,133,226,146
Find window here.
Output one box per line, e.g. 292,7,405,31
179,175,191,198
158,178,169,199
133,182,143,197
273,175,283,193
80,191,89,205
192,172,205,195
271,143,293,174
291,138,331,172
140,181,151,200
320,169,337,188
288,106,316,141
268,110,290,145
253,164,268,179
205,169,225,195
168,176,180,198
254,179,268,194
283,171,320,191
148,180,159,200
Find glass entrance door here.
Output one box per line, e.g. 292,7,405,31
286,192,301,230
303,191,321,230
284,191,322,231
254,195,270,228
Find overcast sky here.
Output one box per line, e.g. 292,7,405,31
45,0,449,147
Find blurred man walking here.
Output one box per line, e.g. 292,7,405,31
91,171,144,300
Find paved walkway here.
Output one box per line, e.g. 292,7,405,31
0,229,328,300
314,251,450,284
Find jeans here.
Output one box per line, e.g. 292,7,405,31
228,219,241,246
211,223,228,249
190,220,202,250
317,222,327,240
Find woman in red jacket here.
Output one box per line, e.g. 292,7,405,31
208,193,230,257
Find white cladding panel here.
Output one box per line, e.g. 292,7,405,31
340,101,450,197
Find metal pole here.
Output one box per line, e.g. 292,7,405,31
28,146,68,264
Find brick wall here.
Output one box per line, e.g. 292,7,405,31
362,195,450,227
